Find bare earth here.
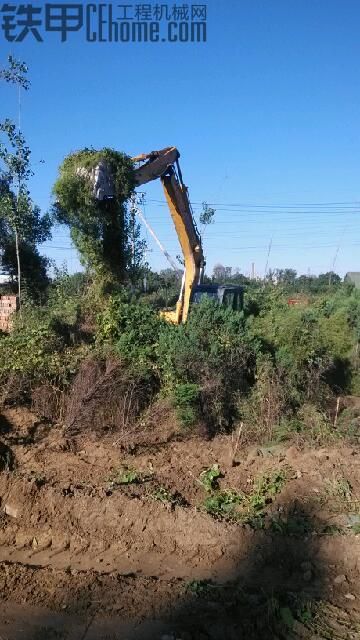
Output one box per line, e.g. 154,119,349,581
0,406,360,639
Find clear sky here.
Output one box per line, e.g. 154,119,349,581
1,0,359,278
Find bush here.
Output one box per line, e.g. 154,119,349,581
172,382,200,429
157,299,254,433
64,356,155,436
239,354,291,443
96,293,164,372
1,269,359,448
0,304,90,405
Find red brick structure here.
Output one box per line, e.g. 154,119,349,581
0,295,19,332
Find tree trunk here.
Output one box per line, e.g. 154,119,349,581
15,229,21,309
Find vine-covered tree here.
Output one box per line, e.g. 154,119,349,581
53,148,145,289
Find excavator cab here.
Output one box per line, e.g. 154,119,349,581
190,284,244,312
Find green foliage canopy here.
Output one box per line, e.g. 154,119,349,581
53,148,135,288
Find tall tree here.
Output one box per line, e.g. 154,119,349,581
53,148,141,290
0,56,51,305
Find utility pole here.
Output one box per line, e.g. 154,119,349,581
251,262,255,280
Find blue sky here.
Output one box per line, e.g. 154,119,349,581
1,0,359,277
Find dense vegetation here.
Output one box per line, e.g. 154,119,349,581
0,270,358,446
53,148,137,289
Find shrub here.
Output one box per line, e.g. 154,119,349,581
172,383,200,429
0,302,91,408
239,354,292,443
96,294,164,372
157,299,254,434
64,356,155,436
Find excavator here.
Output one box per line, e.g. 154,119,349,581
132,146,243,324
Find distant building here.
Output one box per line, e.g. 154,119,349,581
345,272,360,288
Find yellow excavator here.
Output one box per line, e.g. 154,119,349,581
132,146,243,324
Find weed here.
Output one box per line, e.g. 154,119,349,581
279,606,295,629
347,514,360,535
116,468,139,484
199,464,222,492
320,523,346,536
296,601,314,625
203,489,244,521
270,513,313,537
186,579,214,596
151,486,174,504
108,465,146,486
202,467,288,527
0,441,14,471
151,485,189,509
254,468,287,498
172,382,200,429
248,468,288,514
271,417,303,443
325,476,352,502
265,593,315,635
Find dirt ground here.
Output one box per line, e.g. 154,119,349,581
1,406,360,639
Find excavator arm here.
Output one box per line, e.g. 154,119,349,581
132,147,204,323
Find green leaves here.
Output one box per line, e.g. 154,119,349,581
0,56,30,90
53,148,137,286
199,464,222,492
201,467,288,526
0,57,51,303
0,120,33,184
96,294,164,372
173,383,200,429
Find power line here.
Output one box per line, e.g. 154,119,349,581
147,204,360,217
146,198,360,208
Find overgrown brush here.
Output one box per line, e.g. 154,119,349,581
157,298,253,434
64,355,156,436
1,274,359,446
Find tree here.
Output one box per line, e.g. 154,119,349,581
53,148,141,290
199,201,215,240
273,268,297,286
0,56,51,305
1,238,49,300
128,195,148,285
0,128,51,303
212,263,232,282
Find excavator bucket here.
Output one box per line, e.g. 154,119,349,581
132,147,180,186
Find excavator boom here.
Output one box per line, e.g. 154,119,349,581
133,147,204,323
